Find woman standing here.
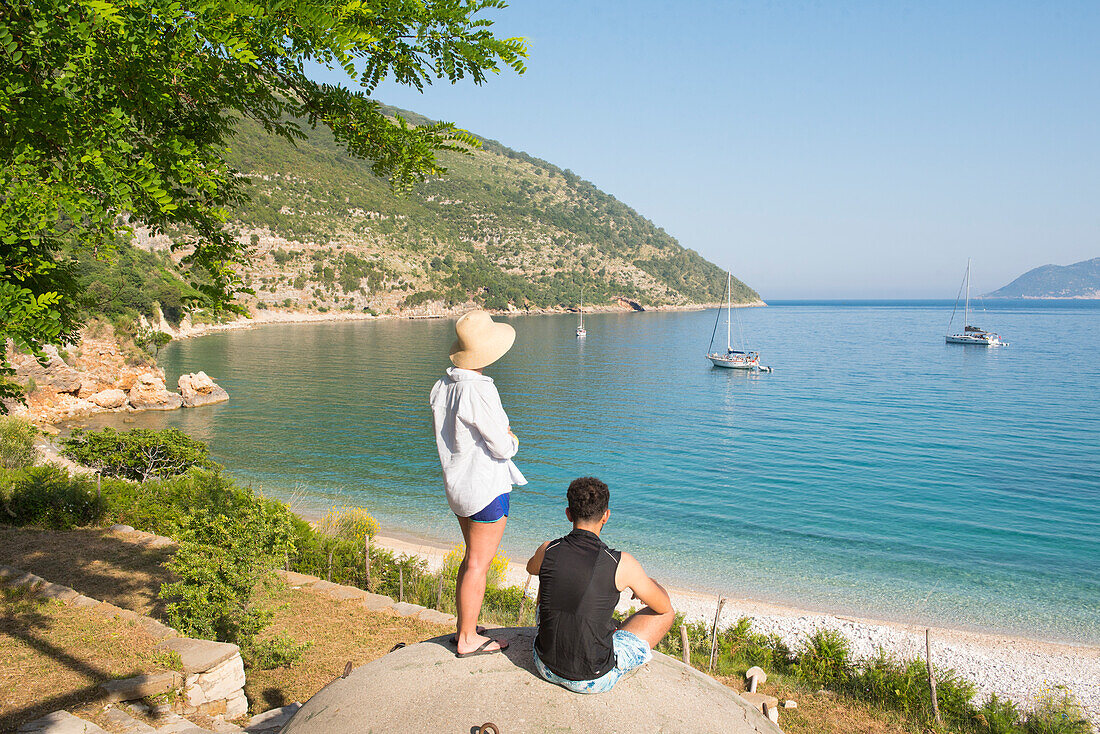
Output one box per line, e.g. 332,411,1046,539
430,310,527,657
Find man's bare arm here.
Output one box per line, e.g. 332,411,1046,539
615,552,673,614
526,541,550,576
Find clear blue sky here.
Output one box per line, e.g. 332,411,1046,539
307,1,1099,299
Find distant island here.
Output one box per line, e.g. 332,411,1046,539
985,257,1100,299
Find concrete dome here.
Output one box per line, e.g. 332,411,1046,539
283,627,781,734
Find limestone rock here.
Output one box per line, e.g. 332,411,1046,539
244,702,302,733
13,353,82,393
102,706,156,733
184,653,246,705
128,374,183,410
90,388,128,409
391,602,426,617
158,638,239,675
359,593,396,612
282,628,782,734
273,570,320,587
224,688,248,719
417,609,455,625
99,671,183,702
178,371,229,408
17,710,110,733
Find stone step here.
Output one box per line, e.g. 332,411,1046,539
18,710,109,734
103,705,157,733
243,703,302,733
158,638,239,675
100,671,183,702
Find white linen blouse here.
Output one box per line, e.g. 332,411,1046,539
430,366,527,517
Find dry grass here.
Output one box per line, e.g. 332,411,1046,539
0,581,177,732
244,582,452,714
714,675,922,734
0,527,173,619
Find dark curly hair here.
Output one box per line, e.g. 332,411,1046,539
567,477,609,522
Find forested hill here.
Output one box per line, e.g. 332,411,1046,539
136,104,759,316
986,257,1100,299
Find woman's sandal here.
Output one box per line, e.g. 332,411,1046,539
456,638,510,658
448,625,487,645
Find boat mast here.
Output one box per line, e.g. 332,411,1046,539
725,271,732,351
579,286,584,329
964,258,971,328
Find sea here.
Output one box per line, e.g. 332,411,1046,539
74,300,1100,645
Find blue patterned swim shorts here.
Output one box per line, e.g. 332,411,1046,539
532,630,652,694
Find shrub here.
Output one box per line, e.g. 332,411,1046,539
0,465,103,529
795,628,853,688
977,694,1025,734
315,505,379,545
1025,685,1091,734
441,544,509,588
160,497,295,646
63,427,214,481
245,634,312,670
0,417,38,469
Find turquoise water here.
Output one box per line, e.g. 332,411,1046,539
81,301,1100,644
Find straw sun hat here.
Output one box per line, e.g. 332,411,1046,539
449,310,516,370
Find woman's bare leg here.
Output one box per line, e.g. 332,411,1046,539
455,515,508,654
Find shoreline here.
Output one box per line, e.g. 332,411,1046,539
168,299,767,340
362,528,1100,721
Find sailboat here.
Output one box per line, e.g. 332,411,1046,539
706,271,769,371
575,287,586,338
945,259,1007,347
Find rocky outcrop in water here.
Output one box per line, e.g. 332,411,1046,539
127,374,183,410
178,372,229,408
89,388,128,409
7,329,228,426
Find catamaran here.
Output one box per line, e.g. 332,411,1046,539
946,259,1007,346
706,271,770,371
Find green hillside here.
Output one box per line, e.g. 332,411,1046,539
140,105,759,315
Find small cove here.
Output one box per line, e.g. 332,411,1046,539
72,301,1100,645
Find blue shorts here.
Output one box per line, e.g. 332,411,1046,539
532,630,652,694
466,493,509,523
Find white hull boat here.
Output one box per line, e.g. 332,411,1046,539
708,352,762,369
946,330,1002,346
706,271,771,372
576,288,586,338
945,259,1007,347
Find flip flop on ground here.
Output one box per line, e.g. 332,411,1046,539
456,638,509,658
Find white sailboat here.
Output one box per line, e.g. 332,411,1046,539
706,271,769,371
946,259,1007,347
575,287,586,338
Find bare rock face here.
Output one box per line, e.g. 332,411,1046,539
89,388,128,409
128,374,183,410
12,352,82,393
178,371,229,408
283,628,782,734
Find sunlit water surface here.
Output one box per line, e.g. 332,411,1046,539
77,301,1100,644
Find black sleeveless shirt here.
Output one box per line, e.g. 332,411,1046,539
534,529,622,681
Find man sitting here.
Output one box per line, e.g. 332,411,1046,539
525,477,675,694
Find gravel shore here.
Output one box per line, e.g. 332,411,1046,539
375,532,1100,724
